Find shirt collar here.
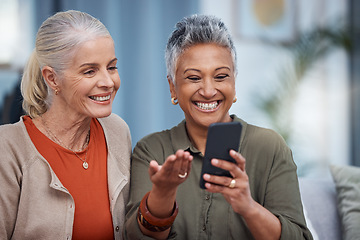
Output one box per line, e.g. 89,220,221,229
169,115,248,154
169,120,201,154
230,114,248,152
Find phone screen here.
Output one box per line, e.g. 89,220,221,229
199,121,242,189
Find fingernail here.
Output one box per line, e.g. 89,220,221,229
212,159,219,165
203,174,210,180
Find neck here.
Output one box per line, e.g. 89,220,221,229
185,115,233,155
33,111,92,152
185,123,208,155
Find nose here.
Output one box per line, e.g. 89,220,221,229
98,69,115,88
198,78,217,99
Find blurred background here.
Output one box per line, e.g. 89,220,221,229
0,0,359,178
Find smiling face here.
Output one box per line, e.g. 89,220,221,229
55,36,120,119
169,43,236,131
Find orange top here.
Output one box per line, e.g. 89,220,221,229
24,116,114,240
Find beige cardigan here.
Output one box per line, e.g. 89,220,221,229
0,114,131,240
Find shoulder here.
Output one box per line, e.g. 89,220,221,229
0,118,27,145
0,118,38,169
233,115,290,154
98,113,129,130
98,113,132,149
0,118,23,133
136,120,186,150
134,129,172,152
245,124,286,147
133,126,177,164
138,129,172,148
98,113,130,138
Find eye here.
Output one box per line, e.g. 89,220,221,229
108,66,118,71
84,69,96,76
186,76,201,81
215,74,229,81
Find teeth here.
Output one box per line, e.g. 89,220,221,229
90,95,111,101
196,102,218,110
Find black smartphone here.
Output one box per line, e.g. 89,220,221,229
199,121,242,189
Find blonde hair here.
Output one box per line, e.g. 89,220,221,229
21,10,111,118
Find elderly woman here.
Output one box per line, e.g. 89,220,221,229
124,14,313,240
0,10,131,239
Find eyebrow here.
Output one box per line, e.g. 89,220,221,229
108,58,118,65
183,68,200,74
79,58,118,68
215,66,231,71
183,66,231,74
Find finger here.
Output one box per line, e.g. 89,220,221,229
174,150,186,175
210,158,242,178
156,150,193,180
204,176,243,195
175,150,192,175
230,150,246,171
148,160,161,176
185,152,193,174
203,173,231,187
161,153,179,172
182,150,193,163
204,181,229,193
149,154,178,182
158,150,189,178
210,150,246,175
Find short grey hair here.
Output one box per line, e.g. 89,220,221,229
165,14,237,82
21,10,111,118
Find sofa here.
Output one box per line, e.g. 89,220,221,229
299,177,342,240
299,164,360,240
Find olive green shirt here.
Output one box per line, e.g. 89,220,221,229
124,115,313,240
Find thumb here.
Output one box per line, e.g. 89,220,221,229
149,160,161,176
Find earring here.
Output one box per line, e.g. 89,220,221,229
55,89,59,95
171,97,178,105
233,96,237,103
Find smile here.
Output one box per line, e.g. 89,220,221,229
195,101,219,110
89,94,111,102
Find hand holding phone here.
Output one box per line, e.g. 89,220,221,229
199,121,242,189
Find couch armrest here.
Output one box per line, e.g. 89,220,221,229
299,178,342,240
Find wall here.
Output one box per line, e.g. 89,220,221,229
200,0,350,177
0,0,351,177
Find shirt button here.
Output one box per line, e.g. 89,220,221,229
205,195,210,200
202,225,206,231
115,226,120,232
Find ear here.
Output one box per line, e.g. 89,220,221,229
167,76,177,99
41,66,59,91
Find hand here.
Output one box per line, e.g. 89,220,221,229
149,149,193,194
202,150,256,216
145,149,192,221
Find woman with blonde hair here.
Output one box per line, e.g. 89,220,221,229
0,10,131,239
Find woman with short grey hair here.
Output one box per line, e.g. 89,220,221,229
0,10,131,239
165,14,238,82
125,14,313,240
